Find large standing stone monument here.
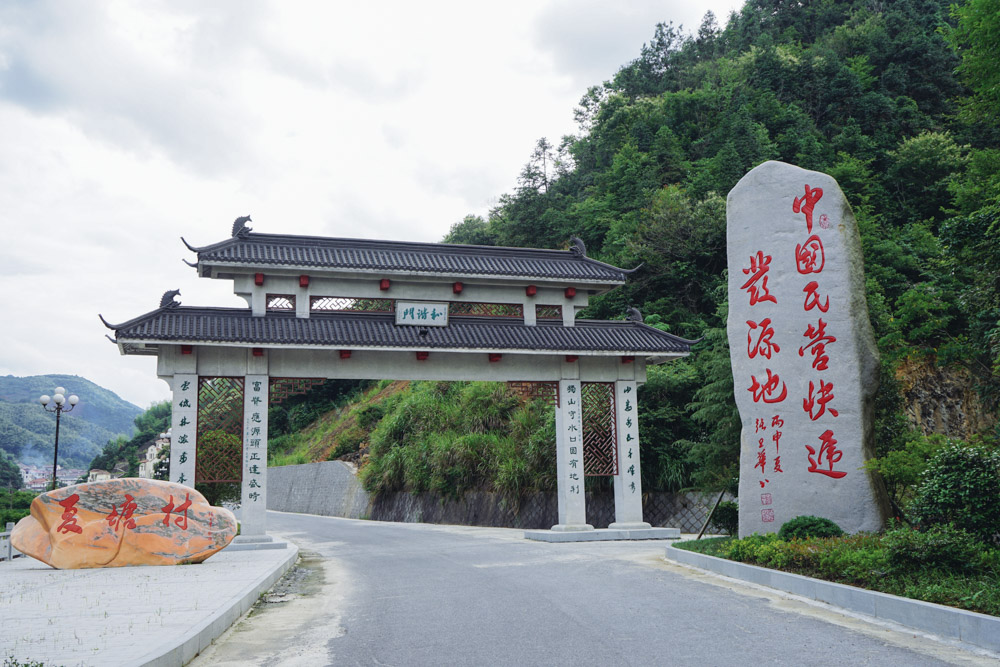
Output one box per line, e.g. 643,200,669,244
727,161,890,536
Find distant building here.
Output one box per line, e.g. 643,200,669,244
139,431,170,479
87,469,111,484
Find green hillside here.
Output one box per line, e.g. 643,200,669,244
268,0,1000,508
0,374,143,467
441,0,1000,492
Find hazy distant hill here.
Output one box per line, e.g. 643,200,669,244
0,374,142,467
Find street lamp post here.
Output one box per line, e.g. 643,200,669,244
39,387,79,491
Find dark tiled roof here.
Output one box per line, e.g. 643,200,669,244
185,233,631,283
110,308,694,355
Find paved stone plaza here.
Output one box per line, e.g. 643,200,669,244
0,540,297,666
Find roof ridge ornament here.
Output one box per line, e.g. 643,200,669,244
232,215,252,238
626,307,643,323
159,289,181,309
569,237,586,257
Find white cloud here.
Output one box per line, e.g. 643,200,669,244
0,0,742,409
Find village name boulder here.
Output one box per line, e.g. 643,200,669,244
726,160,890,536
12,478,236,568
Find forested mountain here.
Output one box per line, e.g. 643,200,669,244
441,0,1000,492
0,374,142,467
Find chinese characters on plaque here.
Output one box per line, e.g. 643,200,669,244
727,162,887,536
395,301,449,326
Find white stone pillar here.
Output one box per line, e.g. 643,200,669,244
169,374,198,488
552,379,593,531
241,375,269,536
610,380,650,529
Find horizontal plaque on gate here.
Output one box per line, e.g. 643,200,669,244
395,301,449,326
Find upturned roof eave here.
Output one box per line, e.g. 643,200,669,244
196,258,626,287
181,232,632,282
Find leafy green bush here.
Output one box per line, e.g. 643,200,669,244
778,515,845,540
709,500,738,535
883,525,979,573
908,441,1000,543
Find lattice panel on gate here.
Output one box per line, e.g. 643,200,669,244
269,378,325,405
310,296,394,313
582,382,617,476
450,302,523,318
266,294,295,311
196,377,244,483
535,305,562,320
507,381,559,406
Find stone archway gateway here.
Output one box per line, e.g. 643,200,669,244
101,220,694,544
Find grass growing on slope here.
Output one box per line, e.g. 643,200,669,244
675,527,1000,616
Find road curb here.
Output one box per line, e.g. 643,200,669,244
665,544,1000,655
138,540,300,667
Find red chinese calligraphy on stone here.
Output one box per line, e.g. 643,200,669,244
803,379,839,421
761,508,775,522
806,430,847,478
56,494,82,535
803,281,830,312
773,456,783,473
748,369,788,404
761,493,772,505
793,184,823,233
106,494,138,531
759,478,769,488
161,493,193,530
795,235,825,274
755,418,767,432
772,430,782,452
800,318,837,370
755,449,767,473
771,415,784,428
747,318,780,359
740,251,777,306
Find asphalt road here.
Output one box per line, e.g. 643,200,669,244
192,511,996,667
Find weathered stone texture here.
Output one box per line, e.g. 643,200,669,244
12,478,236,569
727,161,890,536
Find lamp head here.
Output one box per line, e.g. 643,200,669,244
68,395,79,406
39,395,50,406
53,393,65,406
54,387,66,396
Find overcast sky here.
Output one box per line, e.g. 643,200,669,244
0,0,743,409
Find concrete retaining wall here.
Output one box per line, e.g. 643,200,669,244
267,461,371,519
267,461,726,533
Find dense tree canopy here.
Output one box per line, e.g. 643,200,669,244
446,0,1000,491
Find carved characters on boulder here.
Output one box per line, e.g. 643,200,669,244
11,478,237,569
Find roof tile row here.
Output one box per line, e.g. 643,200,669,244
188,233,630,282
112,308,694,355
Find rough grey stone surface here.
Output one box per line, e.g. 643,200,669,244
267,461,371,519
727,160,889,536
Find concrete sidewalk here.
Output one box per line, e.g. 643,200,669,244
0,541,298,667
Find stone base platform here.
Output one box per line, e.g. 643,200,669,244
226,534,288,551
524,527,681,542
